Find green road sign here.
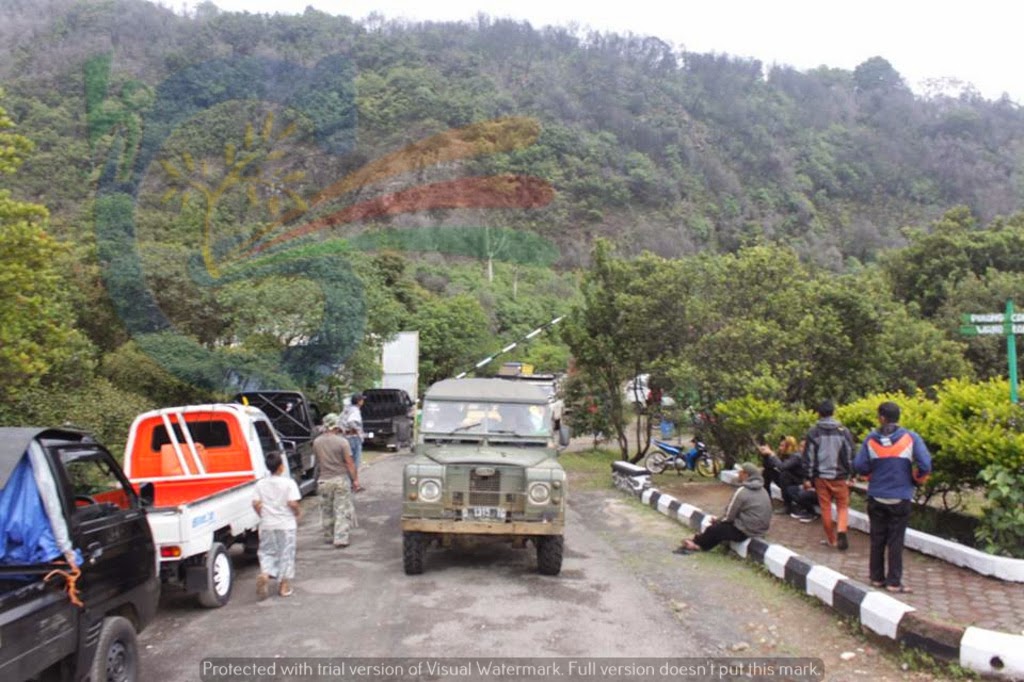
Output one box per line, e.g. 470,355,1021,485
961,312,1024,324
959,324,1024,336
960,301,1020,403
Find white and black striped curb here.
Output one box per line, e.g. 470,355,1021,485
609,462,1024,679
719,469,1024,583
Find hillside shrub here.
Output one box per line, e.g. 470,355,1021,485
975,464,1024,558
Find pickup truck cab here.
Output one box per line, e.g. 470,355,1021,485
0,427,159,682
362,388,415,450
124,404,281,607
401,378,568,576
233,391,320,496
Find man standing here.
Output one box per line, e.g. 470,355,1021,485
311,413,359,548
803,400,854,550
854,401,931,593
341,393,366,486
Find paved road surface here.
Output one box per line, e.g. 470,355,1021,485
139,452,695,681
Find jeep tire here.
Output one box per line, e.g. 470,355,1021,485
403,531,426,575
536,535,564,575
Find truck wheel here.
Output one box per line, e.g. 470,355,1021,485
197,542,233,607
306,464,319,496
87,616,138,682
402,532,426,575
536,535,564,576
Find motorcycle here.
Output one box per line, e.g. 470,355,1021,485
645,439,721,477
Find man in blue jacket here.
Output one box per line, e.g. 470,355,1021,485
853,401,932,593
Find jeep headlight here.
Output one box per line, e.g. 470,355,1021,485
528,482,551,505
419,479,442,503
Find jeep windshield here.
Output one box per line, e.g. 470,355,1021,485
421,400,551,442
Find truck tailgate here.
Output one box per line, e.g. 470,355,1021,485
145,479,260,560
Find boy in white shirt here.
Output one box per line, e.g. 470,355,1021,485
253,452,301,598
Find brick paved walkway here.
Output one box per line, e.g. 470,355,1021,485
653,478,1024,634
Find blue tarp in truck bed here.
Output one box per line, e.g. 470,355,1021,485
0,429,62,567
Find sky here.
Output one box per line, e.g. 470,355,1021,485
166,0,1024,103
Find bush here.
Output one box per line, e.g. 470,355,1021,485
0,378,155,459
710,396,815,465
717,381,1024,514
838,379,1024,509
975,464,1024,558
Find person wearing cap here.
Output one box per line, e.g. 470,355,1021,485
312,413,359,547
676,462,772,553
340,393,366,484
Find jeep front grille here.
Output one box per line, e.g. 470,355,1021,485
469,468,501,506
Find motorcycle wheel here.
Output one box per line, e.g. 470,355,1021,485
696,456,720,478
646,452,668,474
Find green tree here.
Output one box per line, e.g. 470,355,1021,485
561,240,692,460
411,294,492,388
0,95,91,403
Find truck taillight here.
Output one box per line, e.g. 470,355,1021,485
160,546,182,558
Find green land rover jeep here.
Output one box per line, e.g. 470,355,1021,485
401,378,567,575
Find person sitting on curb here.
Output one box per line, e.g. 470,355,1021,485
758,437,819,521
675,463,772,554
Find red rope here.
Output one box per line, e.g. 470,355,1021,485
44,563,83,608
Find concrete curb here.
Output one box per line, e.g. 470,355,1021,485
718,469,1024,583
610,464,1024,679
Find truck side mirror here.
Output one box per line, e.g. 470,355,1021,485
138,482,155,507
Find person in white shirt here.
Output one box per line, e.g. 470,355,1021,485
252,452,301,598
340,393,366,484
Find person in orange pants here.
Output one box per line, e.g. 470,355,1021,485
803,400,855,550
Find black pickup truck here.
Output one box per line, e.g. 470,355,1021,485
0,427,159,682
361,388,415,450
233,390,321,495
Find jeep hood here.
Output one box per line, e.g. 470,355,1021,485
421,445,557,468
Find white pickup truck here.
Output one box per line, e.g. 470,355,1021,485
123,404,286,607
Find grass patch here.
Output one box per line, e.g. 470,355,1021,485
559,448,620,473
561,448,621,491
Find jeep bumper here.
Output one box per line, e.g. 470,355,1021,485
401,518,563,535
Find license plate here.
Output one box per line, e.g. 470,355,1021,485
467,506,505,521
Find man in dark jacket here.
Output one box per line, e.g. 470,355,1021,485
803,400,854,550
676,463,772,553
853,401,931,593
758,439,817,518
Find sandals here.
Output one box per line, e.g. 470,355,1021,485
885,585,913,594
256,574,269,601
279,580,294,597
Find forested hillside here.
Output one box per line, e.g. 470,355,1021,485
4,0,1024,447
3,0,1024,262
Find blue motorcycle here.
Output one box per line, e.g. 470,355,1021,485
645,439,721,477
